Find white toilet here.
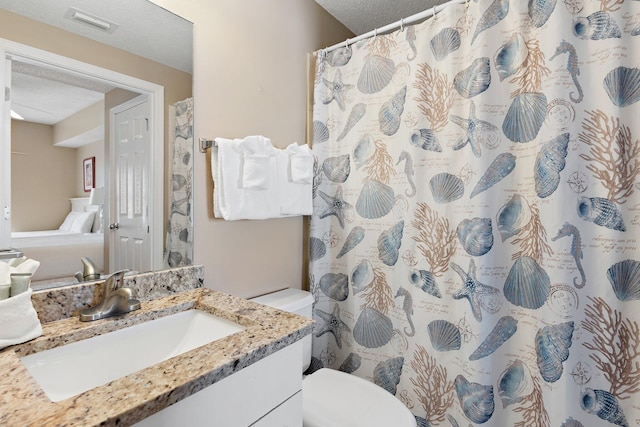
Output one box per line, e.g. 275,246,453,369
251,288,417,427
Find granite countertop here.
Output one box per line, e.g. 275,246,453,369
0,288,314,427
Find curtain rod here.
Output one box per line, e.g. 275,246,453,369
323,0,467,54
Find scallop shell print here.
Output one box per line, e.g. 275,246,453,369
580,388,629,427
469,316,518,361
560,418,584,427
306,357,324,375
378,220,404,266
503,256,550,309
309,236,326,262
606,259,640,301
430,27,461,61
454,375,495,424
573,12,621,40
535,132,569,198
319,272,349,301
353,307,394,348
326,46,352,67
528,0,557,28
428,319,461,351
358,55,396,94
496,193,532,242
351,259,374,294
457,217,494,257
410,128,442,152
454,57,491,98
322,154,350,183
472,0,509,44
373,357,404,395
339,352,362,373
353,134,376,169
409,269,442,298
494,33,528,82
603,66,640,108
430,172,465,203
337,103,366,142
535,321,574,383
497,360,534,408
356,180,396,219
470,153,516,199
313,120,329,143
577,196,626,231
502,92,548,143
337,226,365,258
379,86,407,136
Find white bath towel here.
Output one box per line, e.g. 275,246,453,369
0,288,43,350
212,137,280,220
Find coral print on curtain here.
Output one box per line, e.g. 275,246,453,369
309,0,640,425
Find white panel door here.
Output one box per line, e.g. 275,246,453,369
111,97,151,273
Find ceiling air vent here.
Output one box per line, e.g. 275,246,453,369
64,7,119,33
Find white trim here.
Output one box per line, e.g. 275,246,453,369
0,55,11,245
0,38,164,271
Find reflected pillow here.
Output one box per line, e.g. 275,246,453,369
59,211,96,233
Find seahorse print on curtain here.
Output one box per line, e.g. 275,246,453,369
310,1,640,425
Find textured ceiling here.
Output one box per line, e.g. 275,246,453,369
0,0,192,73
11,61,114,126
315,0,449,35
0,0,192,125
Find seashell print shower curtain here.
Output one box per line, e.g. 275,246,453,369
164,97,193,268
309,1,640,425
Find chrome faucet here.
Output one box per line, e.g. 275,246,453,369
79,270,141,322
74,257,102,282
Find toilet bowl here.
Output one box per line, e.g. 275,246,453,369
251,288,417,427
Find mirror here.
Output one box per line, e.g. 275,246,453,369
0,0,193,290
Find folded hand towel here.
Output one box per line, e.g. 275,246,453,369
242,154,271,189
0,289,43,350
285,143,314,184
277,149,313,216
240,136,277,189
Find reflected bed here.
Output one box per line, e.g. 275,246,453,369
10,197,104,282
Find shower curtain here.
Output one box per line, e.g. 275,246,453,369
309,1,640,425
164,97,194,268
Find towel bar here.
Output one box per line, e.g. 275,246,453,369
199,137,216,153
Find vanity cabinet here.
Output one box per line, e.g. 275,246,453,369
134,340,303,427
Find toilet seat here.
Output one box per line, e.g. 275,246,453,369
302,368,417,427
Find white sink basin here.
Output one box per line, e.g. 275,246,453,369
21,309,245,402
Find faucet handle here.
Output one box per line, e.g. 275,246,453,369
104,269,130,293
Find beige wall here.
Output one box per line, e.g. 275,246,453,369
11,120,76,231
53,101,104,146
150,0,353,297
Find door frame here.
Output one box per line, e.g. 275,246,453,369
0,38,164,272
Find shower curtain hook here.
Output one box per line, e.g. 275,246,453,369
433,5,439,20
374,27,378,39
400,18,404,32
344,38,350,49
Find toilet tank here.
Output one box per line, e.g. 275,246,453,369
250,288,314,372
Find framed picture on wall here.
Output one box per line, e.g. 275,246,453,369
83,157,95,192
